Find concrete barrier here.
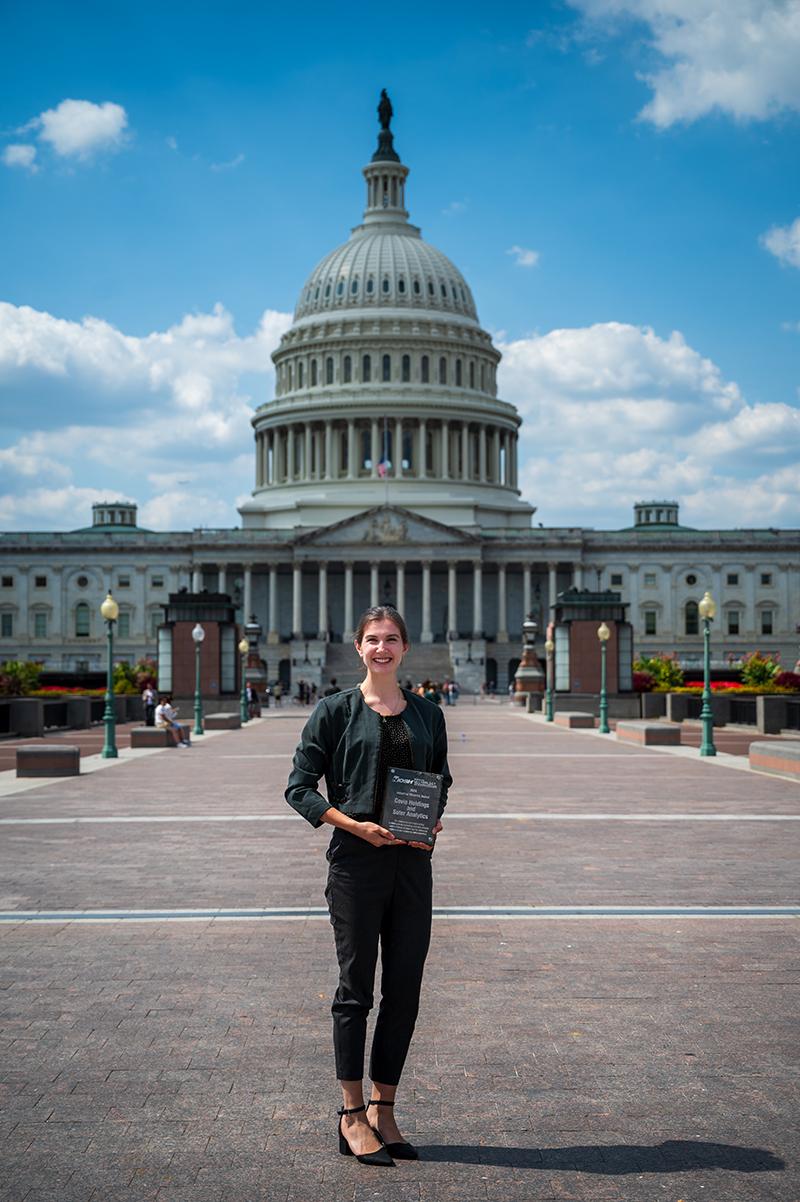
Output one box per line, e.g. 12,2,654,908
204,712,242,730
17,744,80,777
130,726,190,748
554,712,594,729
616,721,681,747
749,741,800,781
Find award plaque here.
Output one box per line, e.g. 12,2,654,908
381,766,444,845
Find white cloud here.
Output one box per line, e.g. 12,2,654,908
2,144,37,171
27,99,128,160
507,245,540,268
570,0,800,126
210,153,245,172
499,321,800,527
760,217,800,269
0,302,292,530
166,135,178,151
442,199,468,217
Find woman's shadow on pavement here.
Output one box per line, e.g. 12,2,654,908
420,1139,784,1174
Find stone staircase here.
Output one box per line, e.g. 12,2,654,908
321,642,454,691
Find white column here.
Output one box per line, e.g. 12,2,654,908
418,419,427,478
287,426,295,483
496,564,508,642
325,422,333,481
344,562,354,639
461,423,469,480
370,561,379,607
243,564,252,620
441,419,450,479
447,561,457,638
317,564,328,639
522,563,532,617
573,562,583,589
479,424,487,482
394,417,403,478
628,564,640,634
421,560,433,643
347,420,356,480
192,565,202,592
473,563,483,636
396,562,405,615
371,419,380,478
303,425,311,481
548,562,558,617
292,564,302,638
511,434,518,487
218,565,227,594
268,565,278,643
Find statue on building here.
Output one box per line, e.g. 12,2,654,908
372,89,400,163
378,89,393,130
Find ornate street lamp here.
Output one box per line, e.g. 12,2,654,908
100,591,119,759
698,590,717,757
192,623,205,737
597,621,611,734
238,636,250,724
544,636,555,722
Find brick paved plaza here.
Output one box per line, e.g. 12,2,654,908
0,703,798,1201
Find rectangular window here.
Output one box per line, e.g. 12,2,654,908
117,612,131,637
610,574,623,587
761,610,774,635
157,626,173,692
34,612,47,638
554,625,570,691
1,576,12,588
643,572,657,587
118,575,131,588
151,576,164,589
726,573,739,586
760,573,772,587
727,611,740,636
34,575,47,588
1,613,12,637
644,611,657,636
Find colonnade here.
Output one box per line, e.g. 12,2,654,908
192,558,579,642
254,418,518,489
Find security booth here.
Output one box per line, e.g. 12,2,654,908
157,591,240,701
552,589,633,695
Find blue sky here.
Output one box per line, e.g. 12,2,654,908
1,0,798,531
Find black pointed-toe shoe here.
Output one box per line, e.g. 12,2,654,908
367,1098,420,1161
338,1105,395,1166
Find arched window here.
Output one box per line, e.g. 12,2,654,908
382,354,391,382
413,279,421,295
310,359,318,387
428,280,435,297
685,601,699,636
343,355,352,383
326,357,334,385
314,285,320,301
480,363,486,390
421,355,430,383
287,364,293,390
397,277,406,294
75,602,90,637
324,281,331,300
298,361,304,388
455,359,462,387
440,283,447,299
469,361,475,389
366,277,374,295
439,357,447,385
336,279,344,297
401,354,410,382
382,277,390,294
362,354,371,383
351,276,359,295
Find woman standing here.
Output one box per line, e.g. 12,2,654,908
285,605,451,1167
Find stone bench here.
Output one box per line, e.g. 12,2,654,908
130,725,190,749
749,741,800,781
616,721,682,747
17,744,80,778
203,712,242,731
554,712,595,729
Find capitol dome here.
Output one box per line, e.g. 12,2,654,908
241,94,533,532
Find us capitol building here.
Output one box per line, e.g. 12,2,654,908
2,95,798,692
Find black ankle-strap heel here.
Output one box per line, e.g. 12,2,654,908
366,1098,420,1161
337,1104,395,1166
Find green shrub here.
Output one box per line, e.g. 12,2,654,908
633,652,684,691
740,651,780,688
0,660,42,696
113,661,139,695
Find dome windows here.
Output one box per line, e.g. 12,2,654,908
314,285,320,301
440,283,447,299
382,277,390,294
324,281,332,300
382,354,391,382
428,280,435,297
421,355,430,383
362,354,372,383
401,354,410,383
439,357,447,385
413,279,421,295
366,277,375,295
351,276,359,295
298,361,304,388
336,279,344,298
469,361,475,389
455,359,462,387
343,355,352,383
326,357,334,385
310,359,318,387
397,277,406,294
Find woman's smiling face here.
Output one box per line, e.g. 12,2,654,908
356,618,408,674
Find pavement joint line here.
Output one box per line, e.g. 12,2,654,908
1,812,798,825
1,904,798,923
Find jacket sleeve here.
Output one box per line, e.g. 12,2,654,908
432,707,452,819
285,701,335,828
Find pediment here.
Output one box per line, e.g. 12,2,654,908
295,505,481,549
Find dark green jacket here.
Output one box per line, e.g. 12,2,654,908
285,686,452,828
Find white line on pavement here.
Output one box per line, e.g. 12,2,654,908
0,812,797,825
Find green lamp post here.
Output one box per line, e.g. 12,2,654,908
597,621,611,734
192,622,205,736
699,590,717,757
239,636,250,724
544,636,555,722
100,591,119,758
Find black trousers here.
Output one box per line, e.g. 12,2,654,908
325,827,433,1085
